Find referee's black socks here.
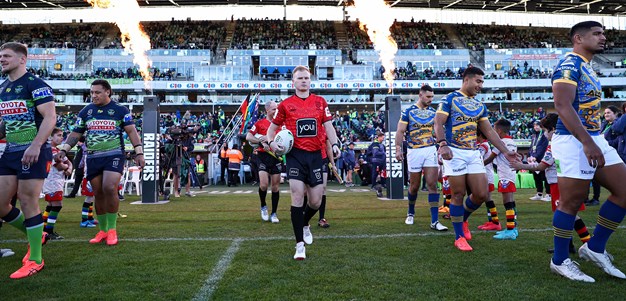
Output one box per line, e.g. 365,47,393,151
259,188,267,208
291,206,305,242
318,195,327,220
303,205,319,226
271,191,279,214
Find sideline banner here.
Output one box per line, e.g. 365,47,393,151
141,96,160,203
384,96,404,200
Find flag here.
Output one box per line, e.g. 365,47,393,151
236,93,251,135
240,94,259,134
239,93,250,124
246,95,260,130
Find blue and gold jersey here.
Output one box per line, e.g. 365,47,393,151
552,52,602,135
436,91,488,150
400,104,436,149
73,101,134,158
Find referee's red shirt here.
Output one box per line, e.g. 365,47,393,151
273,93,332,152
249,118,270,153
320,129,327,159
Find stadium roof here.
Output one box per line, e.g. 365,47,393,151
1,0,625,16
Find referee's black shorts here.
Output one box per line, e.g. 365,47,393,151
286,147,323,187
257,151,282,175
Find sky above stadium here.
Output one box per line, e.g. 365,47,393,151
1,5,625,29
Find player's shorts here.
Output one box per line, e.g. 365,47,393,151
286,147,323,187
81,178,95,197
552,134,623,180
86,154,125,181
549,183,585,212
407,146,438,173
441,147,485,176
45,191,63,202
497,179,517,193
0,147,52,180
488,183,495,192
257,151,282,175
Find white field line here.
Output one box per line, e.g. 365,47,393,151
2,225,623,301
1,225,624,244
192,239,242,301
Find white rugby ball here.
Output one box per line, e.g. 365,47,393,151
274,129,294,155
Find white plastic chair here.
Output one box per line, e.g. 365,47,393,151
164,169,174,191
211,161,221,185
63,170,76,195
125,166,142,195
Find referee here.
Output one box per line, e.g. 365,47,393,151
267,66,340,260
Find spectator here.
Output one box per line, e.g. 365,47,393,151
604,105,626,163
528,120,550,201
343,142,357,187
226,144,243,187
218,144,229,185
366,132,386,196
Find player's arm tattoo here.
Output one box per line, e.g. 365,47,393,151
64,134,80,148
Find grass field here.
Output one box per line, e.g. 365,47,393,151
1,183,625,300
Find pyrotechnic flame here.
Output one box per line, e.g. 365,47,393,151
349,0,398,93
86,0,153,90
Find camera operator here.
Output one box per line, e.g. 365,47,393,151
164,123,197,198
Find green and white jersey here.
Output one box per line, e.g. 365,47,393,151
0,72,54,152
73,101,134,158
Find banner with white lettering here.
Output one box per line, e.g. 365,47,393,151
141,96,160,203
384,96,404,200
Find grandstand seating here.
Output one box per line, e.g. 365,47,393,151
2,19,626,106
105,20,226,52
345,20,454,51
455,24,570,50
605,29,626,49
231,19,337,50
8,23,109,50
1,20,623,82
391,21,454,50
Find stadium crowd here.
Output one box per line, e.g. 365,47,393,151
1,20,625,54
392,20,455,50
456,24,570,50
231,19,337,50
53,105,560,175
16,24,107,50
105,20,226,52
27,67,180,81
345,20,455,50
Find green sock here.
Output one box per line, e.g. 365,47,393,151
96,214,108,231
106,213,117,231
8,210,27,234
24,216,45,264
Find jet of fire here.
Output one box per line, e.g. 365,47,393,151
86,0,153,90
349,0,398,92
